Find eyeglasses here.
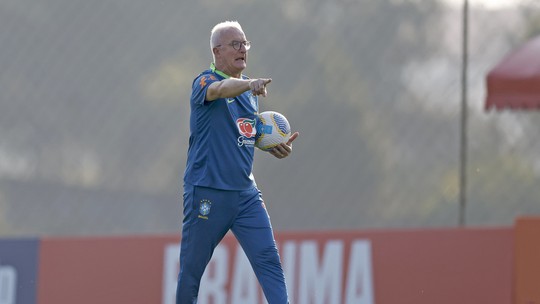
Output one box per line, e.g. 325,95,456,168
216,40,251,51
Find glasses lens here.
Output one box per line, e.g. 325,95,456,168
230,41,240,50
231,41,251,50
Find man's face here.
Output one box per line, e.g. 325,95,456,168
214,28,248,77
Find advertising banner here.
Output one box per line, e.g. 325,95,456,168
1,226,515,304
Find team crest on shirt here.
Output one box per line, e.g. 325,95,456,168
198,199,212,220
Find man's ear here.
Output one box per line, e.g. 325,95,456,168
212,47,220,58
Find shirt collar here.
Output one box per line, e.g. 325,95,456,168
210,62,231,79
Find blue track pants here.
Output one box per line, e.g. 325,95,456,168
176,184,289,304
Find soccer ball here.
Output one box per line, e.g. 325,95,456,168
255,111,291,151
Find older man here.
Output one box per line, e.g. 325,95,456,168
176,21,298,304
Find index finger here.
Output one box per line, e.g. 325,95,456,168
262,78,272,85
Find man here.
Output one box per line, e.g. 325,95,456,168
176,21,298,304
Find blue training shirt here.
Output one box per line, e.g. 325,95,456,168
184,64,259,190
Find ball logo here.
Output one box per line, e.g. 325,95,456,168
236,118,256,138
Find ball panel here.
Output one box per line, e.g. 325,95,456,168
272,113,291,136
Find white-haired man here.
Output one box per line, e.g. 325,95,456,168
176,21,298,304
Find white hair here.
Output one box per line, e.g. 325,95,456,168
210,21,244,56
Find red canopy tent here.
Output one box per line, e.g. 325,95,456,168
485,35,540,111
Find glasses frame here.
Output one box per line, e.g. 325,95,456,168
216,40,251,51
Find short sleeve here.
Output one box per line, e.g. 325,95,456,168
192,73,219,106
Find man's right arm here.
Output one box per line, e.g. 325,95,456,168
206,78,272,101
206,78,251,101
